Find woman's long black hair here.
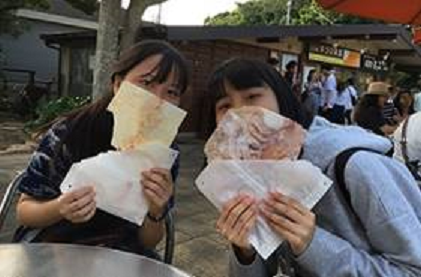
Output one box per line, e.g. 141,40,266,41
205,58,312,138
394,90,415,116
353,94,381,124
52,40,189,161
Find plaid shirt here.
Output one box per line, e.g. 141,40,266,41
16,111,179,255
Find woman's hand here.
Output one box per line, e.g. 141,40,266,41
58,186,96,223
216,195,258,263
261,191,316,256
141,168,173,218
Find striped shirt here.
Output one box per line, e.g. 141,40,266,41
382,99,396,124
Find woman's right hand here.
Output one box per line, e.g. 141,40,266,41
216,194,258,262
57,186,96,223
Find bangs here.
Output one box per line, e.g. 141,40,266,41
208,59,267,102
206,58,313,138
112,40,189,94
149,51,189,94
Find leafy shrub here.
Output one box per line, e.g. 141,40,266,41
25,96,91,131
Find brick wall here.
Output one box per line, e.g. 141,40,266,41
173,40,269,136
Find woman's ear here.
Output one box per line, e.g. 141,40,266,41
113,76,123,95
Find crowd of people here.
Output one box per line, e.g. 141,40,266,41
9,40,421,277
274,58,421,138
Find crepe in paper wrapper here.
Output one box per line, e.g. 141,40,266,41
196,160,332,259
60,143,179,225
107,81,187,150
205,106,306,161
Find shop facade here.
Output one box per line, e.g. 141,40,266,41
41,24,421,136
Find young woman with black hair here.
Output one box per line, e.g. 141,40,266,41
394,89,415,120
14,40,189,257
206,58,421,277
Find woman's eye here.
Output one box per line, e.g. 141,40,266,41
217,104,231,112
141,79,153,86
248,94,260,100
167,89,181,97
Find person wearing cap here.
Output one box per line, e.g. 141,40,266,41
354,82,398,136
393,112,421,184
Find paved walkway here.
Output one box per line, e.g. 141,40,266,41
0,139,228,277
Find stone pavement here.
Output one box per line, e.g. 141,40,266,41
0,138,229,277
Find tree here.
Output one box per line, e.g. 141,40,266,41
92,0,121,100
205,0,379,26
120,0,168,50
205,0,295,26
92,0,169,99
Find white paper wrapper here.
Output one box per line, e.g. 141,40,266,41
60,143,178,225
196,160,332,259
107,81,187,150
205,107,306,161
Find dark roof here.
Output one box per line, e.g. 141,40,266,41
41,24,412,41
40,24,421,71
36,0,97,22
160,24,412,41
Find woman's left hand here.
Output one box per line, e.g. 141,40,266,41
141,168,173,218
261,191,316,256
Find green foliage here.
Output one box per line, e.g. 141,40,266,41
206,0,291,26
205,0,379,26
395,72,420,89
25,96,91,131
0,0,49,36
294,0,334,25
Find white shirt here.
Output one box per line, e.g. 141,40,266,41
344,85,358,110
335,89,350,107
415,92,421,112
321,73,337,108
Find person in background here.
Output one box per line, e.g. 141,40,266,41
382,85,399,125
302,69,322,117
319,64,337,121
344,78,358,124
330,82,347,124
267,57,281,73
284,60,298,89
413,78,421,112
414,80,421,112
393,112,421,185
414,91,421,112
394,89,415,120
354,82,398,136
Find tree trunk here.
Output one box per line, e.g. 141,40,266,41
92,0,121,100
120,0,167,51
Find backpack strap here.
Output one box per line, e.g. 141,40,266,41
334,147,381,228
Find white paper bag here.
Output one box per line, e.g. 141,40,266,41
60,143,179,225
107,81,187,150
196,160,332,259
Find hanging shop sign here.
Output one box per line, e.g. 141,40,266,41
360,54,390,72
308,44,361,68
